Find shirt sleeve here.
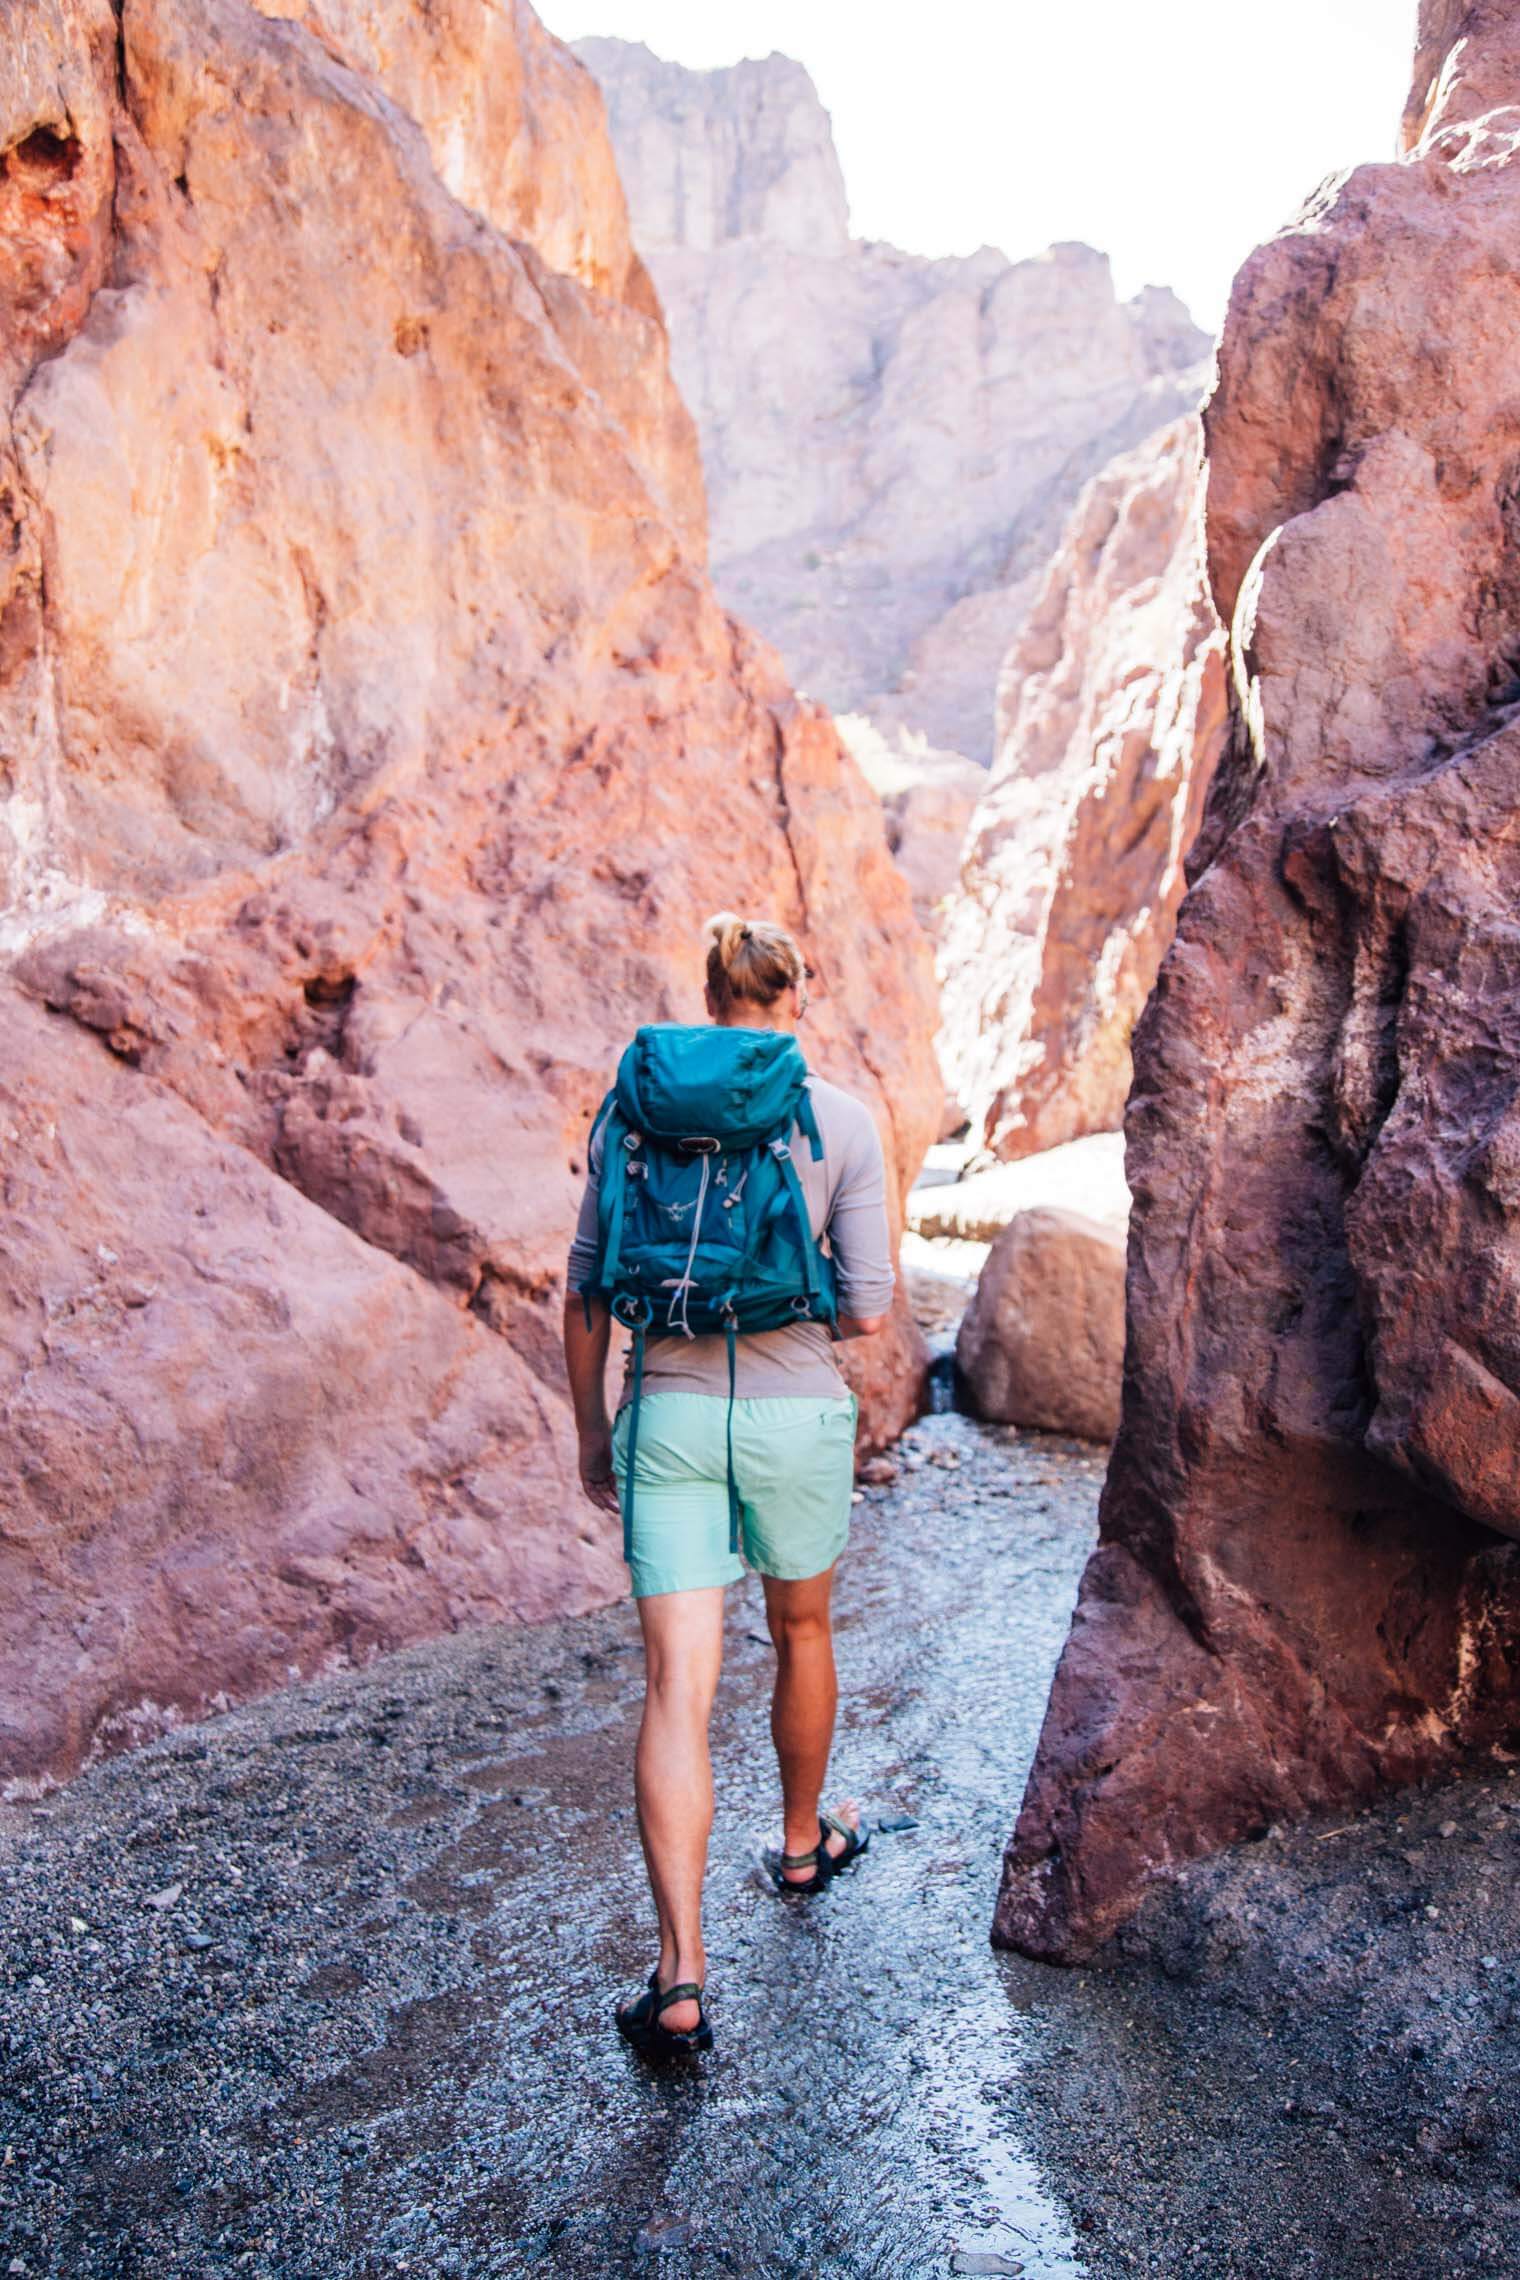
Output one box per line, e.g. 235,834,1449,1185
826,1107,896,1320
565,1115,606,1293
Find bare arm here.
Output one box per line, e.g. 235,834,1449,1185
563,1294,619,1514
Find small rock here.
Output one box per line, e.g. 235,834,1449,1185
859,1456,899,1487
877,1813,920,1833
67,1915,89,1934
145,1882,184,1910
181,1930,213,1952
637,2212,696,2251
950,2254,1023,2276
1439,1820,1459,1838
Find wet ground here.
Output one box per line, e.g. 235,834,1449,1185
4,1390,1520,2278
0,1406,1105,2279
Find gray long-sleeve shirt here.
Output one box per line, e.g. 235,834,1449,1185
567,1071,895,1401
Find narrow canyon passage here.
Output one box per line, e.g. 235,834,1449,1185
3,1397,1519,2280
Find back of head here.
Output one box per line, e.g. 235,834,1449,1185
704,909,804,1015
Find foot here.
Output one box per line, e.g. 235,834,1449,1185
617,1961,704,2036
779,1797,861,1884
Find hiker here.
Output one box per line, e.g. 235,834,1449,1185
562,911,893,2060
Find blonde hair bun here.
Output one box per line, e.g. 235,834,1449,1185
703,910,804,1011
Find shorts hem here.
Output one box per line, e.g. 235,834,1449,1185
630,1559,745,1600
746,1534,849,1584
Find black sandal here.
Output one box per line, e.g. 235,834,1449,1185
764,1809,871,1896
614,1971,714,2059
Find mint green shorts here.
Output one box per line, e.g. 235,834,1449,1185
611,1390,860,1599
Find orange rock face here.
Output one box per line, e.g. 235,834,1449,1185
939,418,1227,1162
997,0,1520,1961
0,0,938,1790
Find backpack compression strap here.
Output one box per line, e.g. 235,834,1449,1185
621,1316,646,1566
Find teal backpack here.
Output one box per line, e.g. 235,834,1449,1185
584,1024,838,1558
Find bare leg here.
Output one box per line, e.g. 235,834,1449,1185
762,1565,860,1879
626,1585,725,2034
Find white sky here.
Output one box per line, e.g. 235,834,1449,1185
535,0,1418,330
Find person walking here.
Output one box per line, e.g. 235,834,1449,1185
563,911,893,2061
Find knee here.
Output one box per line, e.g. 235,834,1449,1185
772,1606,831,1660
645,1657,718,1720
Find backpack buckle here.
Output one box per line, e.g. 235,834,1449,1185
770,1139,792,1162
622,1130,642,1152
678,1135,721,1155
612,1292,653,1330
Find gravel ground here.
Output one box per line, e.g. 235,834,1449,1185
4,1352,1519,2277
0,1406,1104,2280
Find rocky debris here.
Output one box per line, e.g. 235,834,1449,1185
997,0,1520,1962
939,418,1228,1162
909,1130,1128,1245
0,0,938,1792
957,1207,1126,1443
578,39,1209,767
836,715,984,936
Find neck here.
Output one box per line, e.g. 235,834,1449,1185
715,1005,791,1034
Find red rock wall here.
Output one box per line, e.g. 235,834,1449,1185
0,0,938,1792
996,0,1520,1960
939,418,1226,1160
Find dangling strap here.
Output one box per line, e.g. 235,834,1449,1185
725,1319,740,1556
795,1088,825,1162
772,1141,820,1305
621,1323,646,1565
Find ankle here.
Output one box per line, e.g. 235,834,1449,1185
661,1948,705,1990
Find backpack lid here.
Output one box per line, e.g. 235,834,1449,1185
614,1023,808,1149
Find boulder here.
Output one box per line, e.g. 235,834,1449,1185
957,1207,1126,1443
0,0,939,1791
996,0,1520,1962
910,1131,1128,1246
938,418,1228,1161
578,40,1209,767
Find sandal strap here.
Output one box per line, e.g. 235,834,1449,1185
819,1810,858,1846
656,1980,703,2013
778,1846,820,1869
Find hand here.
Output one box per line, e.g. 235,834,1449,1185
578,1425,621,1515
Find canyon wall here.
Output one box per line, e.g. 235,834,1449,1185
996,0,1520,1961
0,0,939,1792
939,418,1227,1162
577,38,1209,770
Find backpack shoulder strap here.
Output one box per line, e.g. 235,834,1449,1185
795,1083,825,1163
